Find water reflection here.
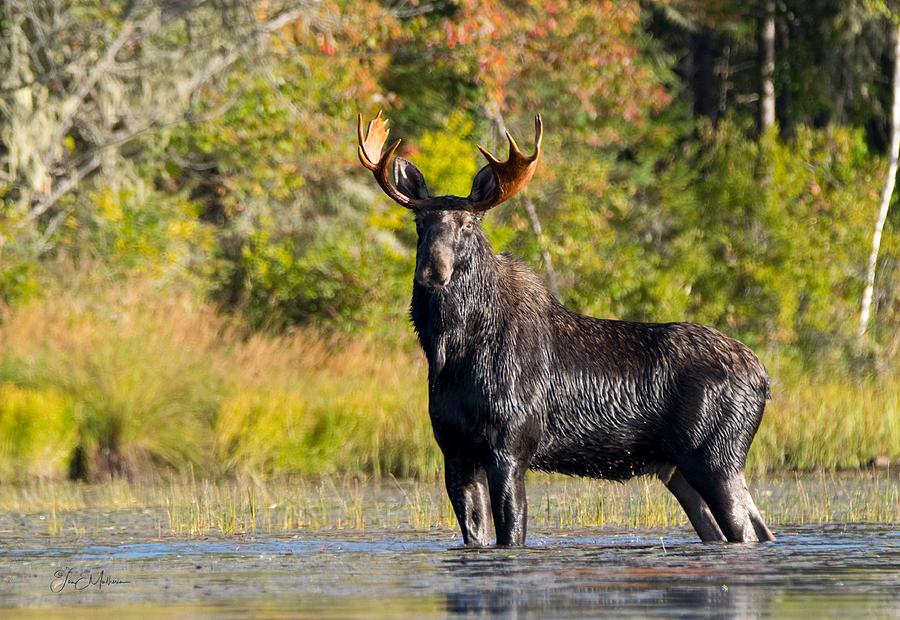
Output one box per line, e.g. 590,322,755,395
0,525,897,617
443,577,772,619
433,527,900,619
440,544,774,619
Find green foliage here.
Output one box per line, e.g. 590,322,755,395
161,5,411,333
227,209,411,332
3,0,894,350
519,118,887,353
413,112,480,197
0,1,898,481
73,179,215,280
654,121,879,348
0,246,41,307
0,383,77,480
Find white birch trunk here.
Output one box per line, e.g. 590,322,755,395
859,24,900,338
759,0,776,133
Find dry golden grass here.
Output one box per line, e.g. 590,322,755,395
0,280,896,482
0,280,437,481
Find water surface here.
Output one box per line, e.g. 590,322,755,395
0,473,897,618
0,524,897,618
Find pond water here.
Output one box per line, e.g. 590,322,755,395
0,524,897,618
0,473,897,618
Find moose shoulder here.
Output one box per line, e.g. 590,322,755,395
358,111,774,546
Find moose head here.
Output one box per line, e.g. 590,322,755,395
357,111,543,289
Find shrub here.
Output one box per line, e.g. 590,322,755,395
0,384,77,481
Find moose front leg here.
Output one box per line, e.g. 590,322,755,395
444,455,492,547
486,459,528,546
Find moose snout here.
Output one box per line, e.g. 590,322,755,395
415,244,454,289
415,264,453,288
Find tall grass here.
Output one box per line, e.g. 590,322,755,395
0,472,895,537
0,281,895,482
748,352,900,472
0,283,225,479
0,281,438,481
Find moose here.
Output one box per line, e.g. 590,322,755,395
357,111,775,546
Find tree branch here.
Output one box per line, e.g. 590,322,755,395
27,155,101,220
48,2,141,154
21,3,310,217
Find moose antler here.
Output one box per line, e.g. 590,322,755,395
357,111,438,210
357,111,542,211
468,115,543,211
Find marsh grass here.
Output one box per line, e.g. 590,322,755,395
748,353,900,473
0,282,438,481
0,471,895,538
0,281,896,482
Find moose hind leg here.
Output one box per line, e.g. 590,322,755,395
658,466,726,542
681,469,765,542
444,456,493,547
743,484,775,542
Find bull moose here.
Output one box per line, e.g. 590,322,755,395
356,111,774,546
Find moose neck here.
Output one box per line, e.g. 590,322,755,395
410,229,504,375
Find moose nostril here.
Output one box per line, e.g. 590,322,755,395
431,272,452,288
415,263,451,288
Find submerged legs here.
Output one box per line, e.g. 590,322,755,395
658,466,726,542
446,454,774,545
444,456,528,547
676,467,775,542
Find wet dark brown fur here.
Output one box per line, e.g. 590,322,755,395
398,159,774,547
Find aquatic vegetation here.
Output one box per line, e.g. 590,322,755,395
0,472,894,538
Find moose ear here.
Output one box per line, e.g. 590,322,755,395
393,157,430,200
468,164,498,203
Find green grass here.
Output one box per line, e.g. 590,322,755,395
0,472,895,538
0,281,896,482
748,353,900,472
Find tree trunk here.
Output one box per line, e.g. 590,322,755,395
521,195,560,297
758,0,776,133
716,44,731,118
859,24,900,339
776,9,794,138
691,26,719,122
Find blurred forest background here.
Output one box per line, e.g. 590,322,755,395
0,0,897,483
